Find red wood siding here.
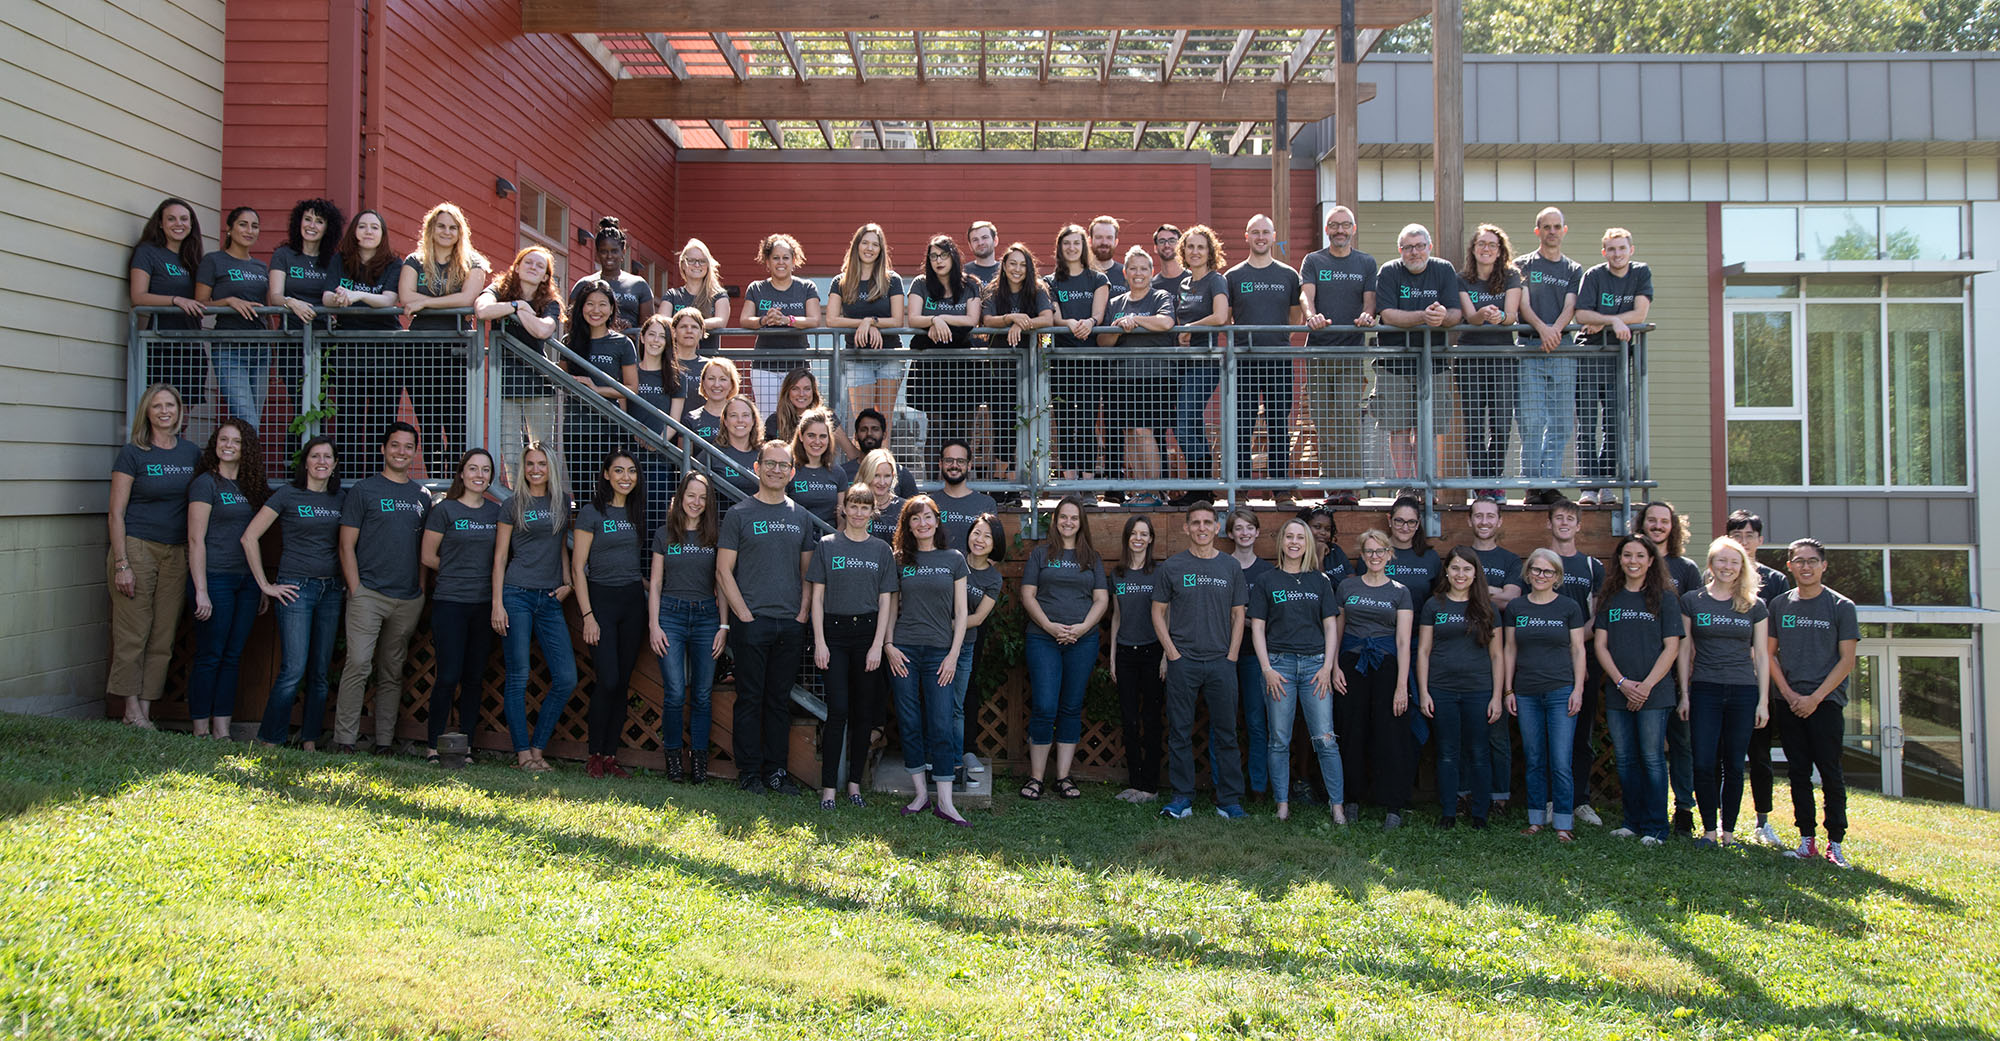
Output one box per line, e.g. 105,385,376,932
376,0,676,281
221,0,333,256
673,161,1319,286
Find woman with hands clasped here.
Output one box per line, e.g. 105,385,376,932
884,496,971,826
1593,535,1683,845
1251,518,1343,824
1675,537,1771,847
1018,496,1109,801
1417,546,1504,829
806,483,898,810
1503,548,1589,842
1332,529,1415,828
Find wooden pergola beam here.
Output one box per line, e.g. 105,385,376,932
611,78,1372,121
522,0,1430,33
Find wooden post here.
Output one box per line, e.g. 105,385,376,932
1272,88,1290,260
1335,0,1359,211
1431,0,1464,257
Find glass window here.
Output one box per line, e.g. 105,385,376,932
1801,207,1881,261
1887,304,1967,486
1731,310,1795,410
1887,276,1967,299
1724,281,1798,299
1824,548,1885,605
1727,420,1803,485
1721,207,1798,264
1804,303,1883,486
1884,206,1962,261
1889,549,1971,607
1892,623,1974,640
1803,275,1880,298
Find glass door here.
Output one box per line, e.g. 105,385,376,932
1889,647,1971,803
1839,647,1887,793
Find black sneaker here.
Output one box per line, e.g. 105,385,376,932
1672,807,1696,838
766,771,802,796
737,774,763,793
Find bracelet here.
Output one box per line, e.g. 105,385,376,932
583,610,594,619
717,623,731,631
114,561,131,572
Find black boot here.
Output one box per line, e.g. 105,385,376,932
690,751,709,786
665,749,686,783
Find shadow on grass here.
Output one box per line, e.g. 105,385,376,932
5,714,1992,1041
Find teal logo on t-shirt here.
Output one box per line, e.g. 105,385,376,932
831,555,846,570
1399,285,1414,299
665,544,684,555
1781,614,1796,628
1317,269,1332,281
296,505,312,518
525,509,546,523
164,262,186,277
793,479,806,493
1608,608,1623,622
1601,292,1616,307
1115,582,1127,595
1697,613,1713,626
454,518,470,531
379,499,395,511
752,520,769,535
1514,615,1531,627
218,492,243,505
289,264,307,278
602,520,618,533
1435,611,1449,624
1529,270,1544,284
1182,573,1198,587
902,565,917,578
146,464,164,477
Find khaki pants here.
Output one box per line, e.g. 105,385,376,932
334,586,425,747
1307,357,1367,483
107,538,188,700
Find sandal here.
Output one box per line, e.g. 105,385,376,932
1053,776,1082,800
846,792,866,808
1556,830,1576,843
819,795,836,811
425,751,441,766
1018,777,1045,801
1520,824,1546,836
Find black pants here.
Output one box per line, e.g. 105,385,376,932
585,581,646,756
1776,698,1848,842
1115,641,1166,792
728,615,807,779
1570,662,1603,807
427,599,493,748
1747,720,1776,816
821,612,884,790
1337,652,1414,812
1456,356,1517,480
1236,358,1293,483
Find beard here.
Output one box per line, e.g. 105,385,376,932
1092,244,1116,263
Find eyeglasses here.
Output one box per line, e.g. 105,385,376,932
1399,243,1429,252
1328,221,1357,230
1362,547,1391,557
1788,557,1825,566
1526,566,1558,577
928,251,951,260
1390,516,1419,526
758,459,793,470
682,257,708,266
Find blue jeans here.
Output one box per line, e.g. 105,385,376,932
889,643,958,775
212,346,270,428
1230,653,1270,793
1606,705,1670,839
256,577,343,745
190,570,259,720
1025,626,1096,745
1264,653,1343,805
947,640,975,767
1517,354,1575,481
1690,681,1759,833
1177,360,1219,481
1432,688,1492,819
1515,688,1577,830
657,595,720,753
502,584,579,752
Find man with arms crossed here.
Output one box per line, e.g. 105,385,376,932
1152,501,1250,820
1571,228,1651,505
1515,208,1582,504
717,441,818,794
1301,206,1377,505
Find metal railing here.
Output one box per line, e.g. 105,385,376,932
129,309,1654,534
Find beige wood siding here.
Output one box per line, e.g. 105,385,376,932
0,0,224,714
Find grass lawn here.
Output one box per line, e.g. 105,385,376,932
1,713,1995,1040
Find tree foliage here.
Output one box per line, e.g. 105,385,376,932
1378,0,2000,53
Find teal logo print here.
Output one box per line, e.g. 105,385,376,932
1183,573,1198,587
831,556,846,570
1317,269,1332,281
793,479,806,493
1399,285,1414,298
1601,292,1616,307
454,518,470,531
379,499,395,511
1115,582,1127,595
1697,613,1713,627
1781,615,1797,629
603,520,617,533
146,464,164,477
752,520,769,535
1436,611,1448,624
1515,615,1531,627
1530,270,1544,284
665,544,683,556
902,566,917,578
1608,608,1623,622
296,505,312,517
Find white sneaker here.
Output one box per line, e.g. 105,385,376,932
1609,827,1636,839
963,752,986,774
1640,835,1664,847
1753,823,1781,846
1573,804,1604,827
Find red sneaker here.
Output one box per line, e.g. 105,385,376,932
586,754,606,779
1783,836,1821,861
604,757,631,779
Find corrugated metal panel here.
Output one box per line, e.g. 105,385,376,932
376,0,676,281
1475,63,1519,143
1558,64,1599,145
1639,64,1682,143
1722,64,1764,144
1932,62,1975,142
1805,63,1847,142
1681,63,1726,144
1978,64,2000,142
1599,64,1642,144
1764,64,1807,144
1847,62,1892,141
1888,62,1934,140
1742,495,1978,547
1517,64,1559,144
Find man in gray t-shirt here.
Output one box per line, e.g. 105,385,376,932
933,442,998,551
1151,503,1249,817
717,441,817,793
1767,538,1861,863
1300,205,1379,495
333,424,431,751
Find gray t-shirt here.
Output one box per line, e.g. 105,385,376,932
867,495,903,545
1596,587,1685,709
806,532,898,616
935,489,998,552
1174,270,1228,347
1769,588,1862,706
718,496,815,619
264,485,345,581
1680,589,1769,687
1104,287,1176,350
1505,595,1587,694
661,285,728,354
830,272,905,351
1556,550,1604,618
1387,546,1443,599
270,244,336,309
1111,566,1159,646
575,333,637,391
1754,563,1791,606
340,474,431,600
1224,259,1302,347
1046,268,1110,348
503,495,567,590
1420,594,1499,694
893,548,969,648
965,563,1002,630
131,242,197,328
1373,257,1461,351
576,503,643,586
1514,253,1583,329
743,277,820,352
1250,568,1340,656
1151,550,1248,660
1022,545,1107,626
1300,248,1377,346
714,443,760,499
188,472,255,575
423,498,499,604
195,250,270,330
651,526,717,603
1469,544,1523,594
114,439,201,545
789,465,844,527
1577,262,1654,346
1336,577,1413,644
634,364,680,437
1459,266,1524,347
1664,554,1702,595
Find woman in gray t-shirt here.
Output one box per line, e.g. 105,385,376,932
884,496,971,826
108,383,202,728
1591,535,1684,843
492,442,577,770
419,448,499,760
648,472,727,784
1674,537,1771,846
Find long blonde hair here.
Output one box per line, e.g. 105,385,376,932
128,383,185,447
677,238,724,302
415,202,483,294
1703,537,1761,613
836,222,894,303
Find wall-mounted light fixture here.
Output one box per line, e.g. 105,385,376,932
577,227,594,245
495,177,516,199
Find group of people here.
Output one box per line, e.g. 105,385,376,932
131,197,1647,507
